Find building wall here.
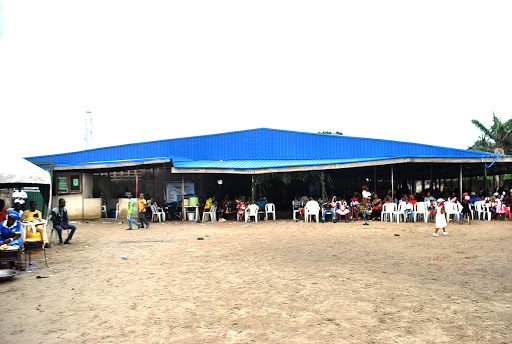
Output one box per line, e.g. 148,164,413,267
51,194,101,219
0,189,12,208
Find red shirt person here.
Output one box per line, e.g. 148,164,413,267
0,199,7,222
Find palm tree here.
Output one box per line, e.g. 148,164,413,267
470,113,512,155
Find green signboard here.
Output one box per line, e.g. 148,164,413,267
57,176,67,192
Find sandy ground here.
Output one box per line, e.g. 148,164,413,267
0,217,511,344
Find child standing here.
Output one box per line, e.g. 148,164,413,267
460,196,472,225
434,199,448,236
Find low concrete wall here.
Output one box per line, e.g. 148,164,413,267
118,198,138,219
52,195,102,219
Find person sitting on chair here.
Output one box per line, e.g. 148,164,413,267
256,196,267,212
0,199,7,222
322,200,336,223
404,199,414,222
51,198,77,244
0,211,23,247
21,201,50,245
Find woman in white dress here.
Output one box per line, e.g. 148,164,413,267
434,199,448,237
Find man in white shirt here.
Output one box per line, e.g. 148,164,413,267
362,186,371,200
12,189,28,210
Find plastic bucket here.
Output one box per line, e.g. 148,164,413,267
187,213,195,221
184,199,190,206
189,196,199,207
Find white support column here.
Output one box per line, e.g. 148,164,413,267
181,175,185,221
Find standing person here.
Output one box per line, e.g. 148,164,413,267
434,199,448,237
138,193,150,229
460,196,472,224
126,192,140,230
51,198,77,244
362,186,371,200
12,188,28,210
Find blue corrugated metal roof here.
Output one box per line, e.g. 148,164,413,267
173,158,392,169
26,128,500,169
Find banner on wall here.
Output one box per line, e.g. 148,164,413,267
164,181,195,204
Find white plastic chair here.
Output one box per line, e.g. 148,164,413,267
50,224,70,245
202,204,217,222
115,203,120,219
473,201,491,221
444,202,459,222
245,204,259,222
414,202,429,222
381,203,397,222
395,202,407,223
304,201,320,223
292,200,301,221
265,203,276,220
151,204,166,222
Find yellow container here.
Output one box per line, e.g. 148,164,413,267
184,199,190,206
189,196,199,207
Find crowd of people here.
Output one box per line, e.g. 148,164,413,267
0,194,77,250
122,192,272,227
292,185,512,227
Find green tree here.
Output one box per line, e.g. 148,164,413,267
469,113,512,154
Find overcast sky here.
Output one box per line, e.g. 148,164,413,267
1,1,511,158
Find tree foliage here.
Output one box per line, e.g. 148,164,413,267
469,113,512,155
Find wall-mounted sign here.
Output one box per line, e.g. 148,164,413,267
164,181,195,204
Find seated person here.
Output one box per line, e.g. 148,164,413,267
21,201,49,244
350,196,360,220
371,194,383,221
0,199,7,222
424,192,435,203
360,198,372,220
322,200,336,223
236,196,247,221
12,202,24,218
409,195,417,209
256,196,266,211
204,196,213,212
51,198,77,245
427,199,437,221
404,199,414,222
336,199,350,223
0,211,23,247
470,192,479,204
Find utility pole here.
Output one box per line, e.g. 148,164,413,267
84,110,92,150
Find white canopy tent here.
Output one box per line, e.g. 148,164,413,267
0,157,52,218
